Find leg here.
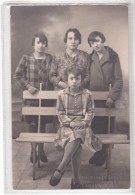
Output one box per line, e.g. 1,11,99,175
71,144,82,183
57,139,81,173
49,139,81,186
37,117,48,163
89,116,108,166
31,142,37,180
29,124,38,163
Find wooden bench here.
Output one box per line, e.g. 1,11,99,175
16,90,129,181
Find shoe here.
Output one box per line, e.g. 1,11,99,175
49,169,64,186
30,151,38,164
89,152,99,164
95,152,107,166
39,151,48,163
71,179,82,189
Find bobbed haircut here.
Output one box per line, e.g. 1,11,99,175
32,32,48,47
64,66,85,82
88,31,106,47
64,28,82,44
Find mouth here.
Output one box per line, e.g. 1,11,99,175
72,85,77,88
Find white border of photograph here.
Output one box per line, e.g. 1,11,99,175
1,0,135,194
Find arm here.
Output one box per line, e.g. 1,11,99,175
14,55,29,90
56,93,72,126
49,55,68,89
14,55,38,94
108,55,123,101
83,93,95,127
82,54,90,88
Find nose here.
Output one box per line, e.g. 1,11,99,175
39,42,44,47
72,78,77,83
71,38,75,43
94,42,98,47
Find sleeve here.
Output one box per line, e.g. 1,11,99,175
14,55,30,90
56,93,72,126
82,54,90,88
49,55,61,86
83,93,95,126
108,55,123,101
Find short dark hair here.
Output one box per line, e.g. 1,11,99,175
64,67,84,81
64,28,81,44
32,32,48,47
88,31,106,47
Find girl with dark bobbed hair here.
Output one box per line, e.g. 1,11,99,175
87,31,123,166
88,31,106,47
14,32,53,164
64,28,81,44
49,28,89,90
32,32,48,47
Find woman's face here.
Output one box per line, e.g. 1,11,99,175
90,36,104,52
68,73,82,91
34,37,46,53
66,32,80,50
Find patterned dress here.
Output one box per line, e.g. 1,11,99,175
14,53,53,125
49,49,89,90
54,88,102,152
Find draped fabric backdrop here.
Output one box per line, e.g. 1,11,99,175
11,5,128,98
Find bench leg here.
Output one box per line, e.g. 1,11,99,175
105,144,109,169
37,144,41,168
32,143,37,180
106,144,112,181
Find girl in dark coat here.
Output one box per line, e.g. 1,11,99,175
88,31,123,166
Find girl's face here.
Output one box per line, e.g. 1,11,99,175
68,73,82,91
66,32,79,51
90,36,104,52
34,37,46,53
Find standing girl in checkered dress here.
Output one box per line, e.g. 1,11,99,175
14,32,53,164
49,67,102,189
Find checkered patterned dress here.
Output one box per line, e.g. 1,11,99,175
14,53,53,125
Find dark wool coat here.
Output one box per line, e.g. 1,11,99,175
89,46,123,101
89,46,123,134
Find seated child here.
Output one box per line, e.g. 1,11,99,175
49,67,102,189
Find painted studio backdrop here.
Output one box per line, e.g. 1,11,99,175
11,5,129,138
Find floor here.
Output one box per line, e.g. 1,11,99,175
12,139,130,190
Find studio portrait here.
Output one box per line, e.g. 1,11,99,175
11,5,130,190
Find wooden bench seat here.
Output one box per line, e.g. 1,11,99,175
16,132,129,144
16,90,129,181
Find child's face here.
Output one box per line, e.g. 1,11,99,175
68,73,82,90
34,37,46,53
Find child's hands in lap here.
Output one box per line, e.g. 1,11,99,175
70,121,86,129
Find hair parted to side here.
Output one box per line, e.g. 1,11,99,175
88,31,106,47
64,66,85,81
32,32,48,47
64,28,82,44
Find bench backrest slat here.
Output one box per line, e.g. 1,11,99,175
22,107,128,117
23,90,126,101
22,90,128,117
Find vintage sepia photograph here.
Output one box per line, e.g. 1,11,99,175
11,4,130,190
